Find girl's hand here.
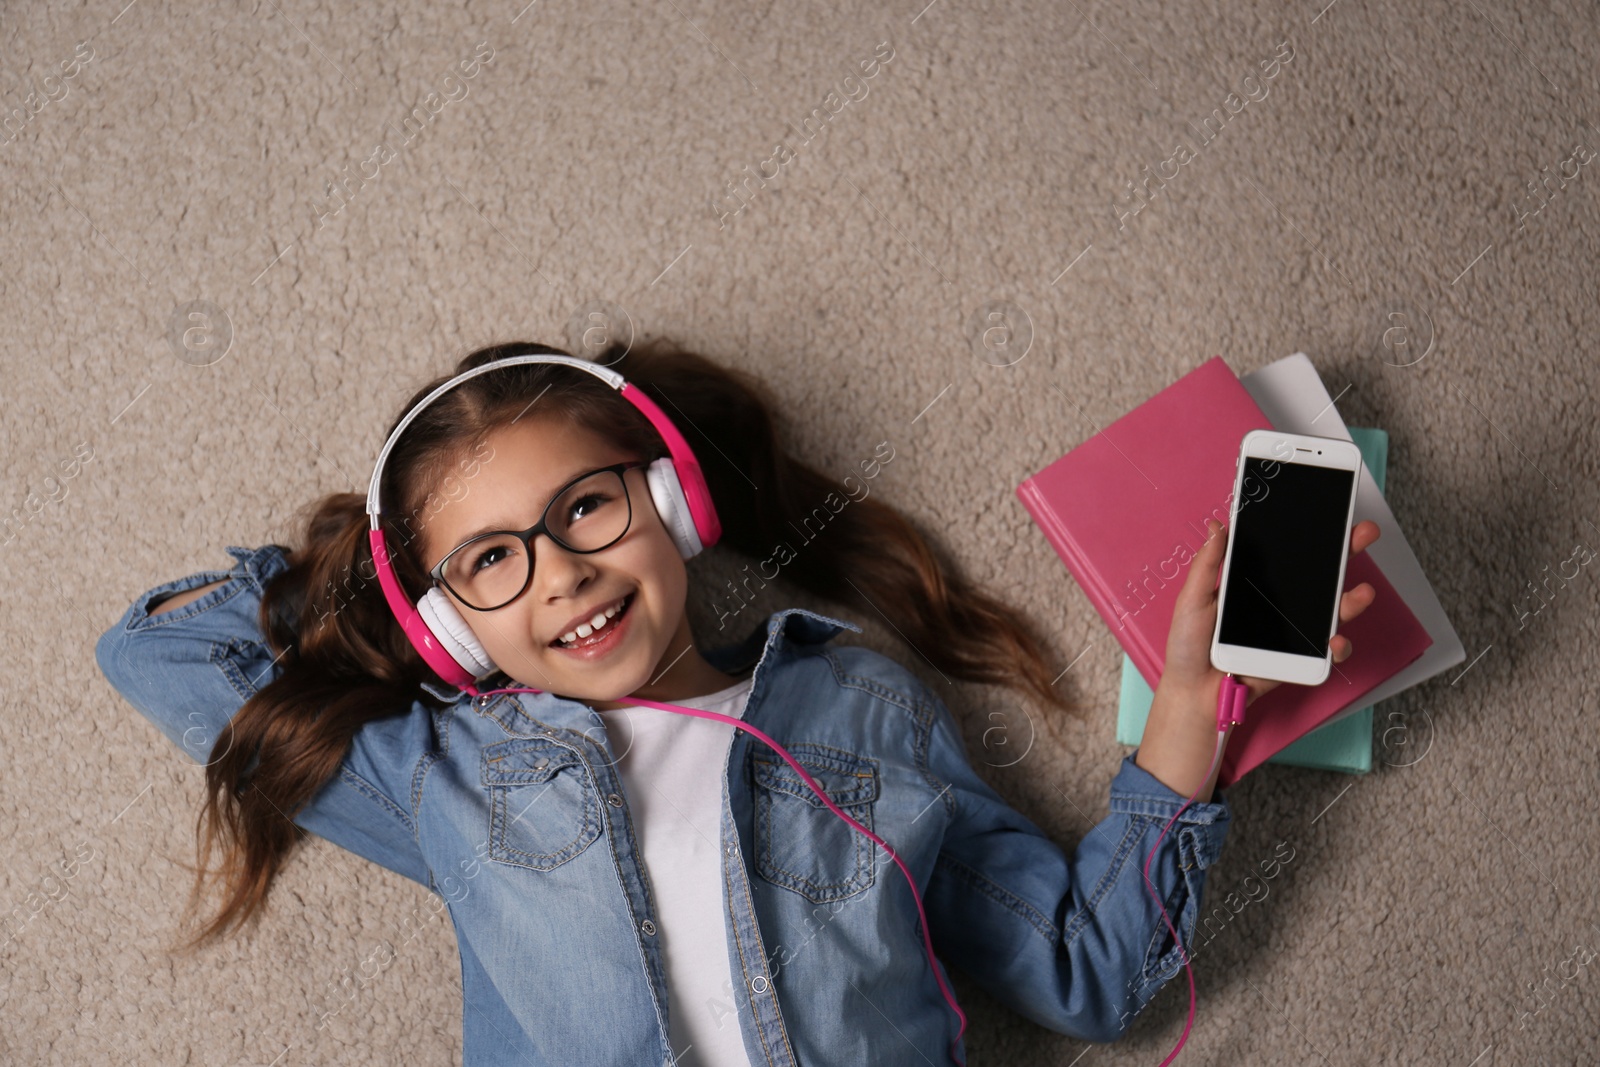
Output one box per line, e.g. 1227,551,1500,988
1163,516,1382,707
1134,516,1381,800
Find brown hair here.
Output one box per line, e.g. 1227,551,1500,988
174,337,1078,952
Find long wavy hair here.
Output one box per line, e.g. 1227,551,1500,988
173,337,1079,952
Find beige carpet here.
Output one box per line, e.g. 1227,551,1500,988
3,0,1597,1062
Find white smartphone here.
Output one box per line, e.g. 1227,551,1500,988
1209,429,1363,686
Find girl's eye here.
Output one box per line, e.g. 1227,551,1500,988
471,544,508,573
565,492,608,523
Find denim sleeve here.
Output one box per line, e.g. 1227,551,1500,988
918,691,1232,1043
93,544,432,888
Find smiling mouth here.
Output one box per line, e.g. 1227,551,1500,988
550,592,635,649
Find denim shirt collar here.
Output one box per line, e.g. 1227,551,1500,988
702,606,862,675
420,606,863,710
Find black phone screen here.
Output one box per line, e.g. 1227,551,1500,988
1217,457,1356,657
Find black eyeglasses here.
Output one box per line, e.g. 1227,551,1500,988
429,460,648,612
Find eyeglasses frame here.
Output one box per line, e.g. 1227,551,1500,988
427,459,650,612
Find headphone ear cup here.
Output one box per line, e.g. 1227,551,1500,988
645,456,705,560
417,586,498,678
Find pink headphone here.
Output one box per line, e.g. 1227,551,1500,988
363,353,723,695
362,350,975,1065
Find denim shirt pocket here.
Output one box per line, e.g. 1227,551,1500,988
481,737,603,871
749,742,880,904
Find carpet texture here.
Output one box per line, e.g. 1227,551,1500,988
2,0,1597,1063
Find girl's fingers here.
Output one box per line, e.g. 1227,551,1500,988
1350,519,1381,555
1326,524,1379,662
1338,581,1375,623
1179,518,1227,608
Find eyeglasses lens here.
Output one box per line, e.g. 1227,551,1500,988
442,468,630,610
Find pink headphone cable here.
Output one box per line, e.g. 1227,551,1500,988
364,353,1243,1064
366,355,955,1061
467,673,1246,1067
475,682,972,1067
1136,672,1246,1066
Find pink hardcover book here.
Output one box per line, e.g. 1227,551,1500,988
1016,356,1433,787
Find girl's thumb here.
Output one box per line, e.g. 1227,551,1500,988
1190,518,1227,597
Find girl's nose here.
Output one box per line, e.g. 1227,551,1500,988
529,532,595,596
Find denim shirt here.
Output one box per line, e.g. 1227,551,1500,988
94,544,1234,1066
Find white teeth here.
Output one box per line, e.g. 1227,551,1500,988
558,598,628,646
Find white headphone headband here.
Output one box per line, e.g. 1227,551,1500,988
365,355,625,526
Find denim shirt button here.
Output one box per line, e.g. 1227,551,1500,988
749,975,770,995
607,792,624,808
640,919,656,936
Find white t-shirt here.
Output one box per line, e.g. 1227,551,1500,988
597,675,756,1067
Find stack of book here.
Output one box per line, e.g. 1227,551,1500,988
1016,354,1464,787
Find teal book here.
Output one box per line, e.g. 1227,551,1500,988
1115,426,1390,775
